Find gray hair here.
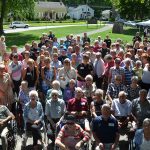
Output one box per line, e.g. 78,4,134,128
143,118,150,127
52,80,60,87
85,74,93,81
131,76,138,82
118,91,127,97
51,89,59,95
95,89,103,97
139,89,147,95
124,58,131,64
101,104,111,111
29,90,38,100
135,60,142,65
69,79,76,84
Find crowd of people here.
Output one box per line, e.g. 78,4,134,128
0,30,150,150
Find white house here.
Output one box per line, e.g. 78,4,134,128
35,1,67,20
68,5,94,20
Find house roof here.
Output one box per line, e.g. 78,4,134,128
68,5,94,12
35,1,67,12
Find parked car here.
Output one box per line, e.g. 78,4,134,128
124,21,136,27
9,21,29,29
116,18,126,23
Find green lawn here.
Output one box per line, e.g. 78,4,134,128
6,25,101,48
89,27,140,44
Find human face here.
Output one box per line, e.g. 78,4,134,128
75,90,83,99
85,78,92,86
101,107,111,119
139,92,147,102
51,93,58,100
119,94,126,104
143,123,150,134
115,78,122,84
30,95,37,101
69,82,75,89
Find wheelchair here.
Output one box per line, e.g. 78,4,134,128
21,121,47,150
0,120,17,150
54,115,91,150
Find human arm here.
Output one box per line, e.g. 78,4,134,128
90,101,97,118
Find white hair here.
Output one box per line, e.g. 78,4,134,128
52,80,60,87
51,89,59,95
95,89,103,97
143,118,150,127
29,90,38,100
85,74,93,81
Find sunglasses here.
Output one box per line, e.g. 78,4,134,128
66,122,75,125
52,94,58,97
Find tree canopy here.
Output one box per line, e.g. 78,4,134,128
0,0,35,35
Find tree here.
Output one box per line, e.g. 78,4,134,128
0,0,35,35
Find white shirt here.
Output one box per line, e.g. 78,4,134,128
94,58,105,78
141,134,150,150
111,99,132,116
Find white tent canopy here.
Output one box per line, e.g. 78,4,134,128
136,20,150,26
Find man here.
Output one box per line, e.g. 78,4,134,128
101,42,110,58
45,90,66,146
104,35,111,48
82,32,90,45
132,89,150,128
0,105,14,150
111,91,134,149
93,52,105,89
92,104,119,150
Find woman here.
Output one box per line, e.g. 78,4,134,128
0,64,14,109
23,58,39,90
71,53,78,69
46,80,62,100
63,79,76,104
90,89,105,118
134,118,150,150
41,57,56,96
23,90,46,150
126,76,141,101
123,58,133,85
55,115,89,150
82,74,96,105
77,54,94,88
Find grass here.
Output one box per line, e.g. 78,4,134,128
5,25,101,48
89,26,140,44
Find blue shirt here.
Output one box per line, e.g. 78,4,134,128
92,115,118,143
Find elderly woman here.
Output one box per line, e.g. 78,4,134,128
0,64,14,109
126,76,141,101
46,80,62,100
123,58,133,85
134,118,150,150
58,58,77,90
90,89,105,118
63,79,76,104
106,75,126,103
82,74,96,105
55,115,90,150
23,90,45,149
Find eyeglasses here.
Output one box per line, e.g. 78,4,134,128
52,94,58,97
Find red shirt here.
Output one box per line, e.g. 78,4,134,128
67,98,88,112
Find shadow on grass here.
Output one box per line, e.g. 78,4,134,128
6,33,39,48
123,28,140,36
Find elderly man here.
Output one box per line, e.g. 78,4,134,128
45,90,66,145
132,89,150,128
92,104,119,150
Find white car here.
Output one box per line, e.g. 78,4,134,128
124,21,136,27
9,21,29,29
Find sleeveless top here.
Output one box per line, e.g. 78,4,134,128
25,67,37,88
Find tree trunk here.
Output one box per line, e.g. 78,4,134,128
0,0,7,35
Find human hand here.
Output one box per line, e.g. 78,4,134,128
75,141,82,150
34,120,39,125
110,143,116,150
99,143,105,150
0,121,4,126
